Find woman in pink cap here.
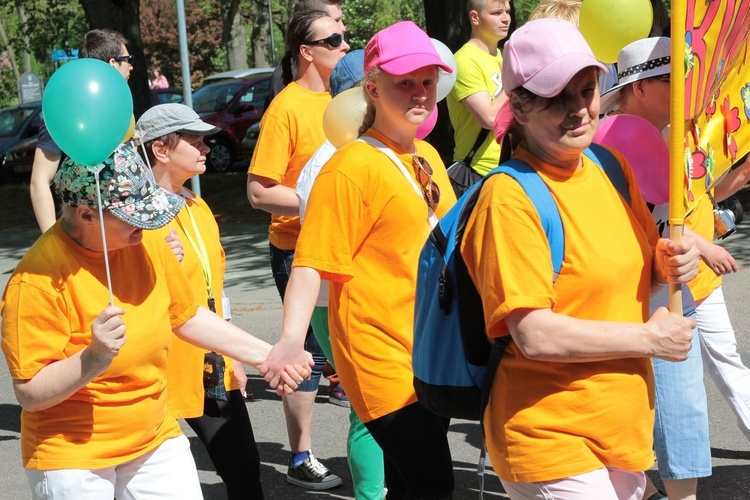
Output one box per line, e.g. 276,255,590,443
261,21,458,498
460,18,699,498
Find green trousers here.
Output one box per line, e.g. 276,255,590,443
311,306,385,499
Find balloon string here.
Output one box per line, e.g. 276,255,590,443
94,170,115,307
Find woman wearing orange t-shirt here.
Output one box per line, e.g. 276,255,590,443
246,8,349,489
260,21,459,498
461,19,699,498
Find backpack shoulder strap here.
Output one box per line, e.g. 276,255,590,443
585,143,631,206
489,160,565,278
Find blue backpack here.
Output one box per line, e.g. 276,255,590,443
412,144,630,421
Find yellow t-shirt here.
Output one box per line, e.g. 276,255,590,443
1,221,199,470
446,42,504,176
248,81,331,250
293,130,457,422
462,147,659,482
147,189,237,420
686,193,722,302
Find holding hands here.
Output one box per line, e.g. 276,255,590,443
260,337,314,396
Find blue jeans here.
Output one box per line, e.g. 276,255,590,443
652,311,711,480
269,243,325,392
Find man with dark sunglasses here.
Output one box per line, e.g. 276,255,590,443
30,29,134,234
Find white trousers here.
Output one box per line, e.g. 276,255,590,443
26,435,203,500
501,467,645,500
696,286,750,439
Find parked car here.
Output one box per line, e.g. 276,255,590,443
150,87,185,105
1,90,183,181
192,74,271,172
0,102,42,174
1,136,36,180
242,122,261,162
201,68,272,86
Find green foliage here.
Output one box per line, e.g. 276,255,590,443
0,67,18,107
512,0,539,24
140,0,224,87
342,0,425,50
0,0,87,108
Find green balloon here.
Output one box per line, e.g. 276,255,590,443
42,58,133,166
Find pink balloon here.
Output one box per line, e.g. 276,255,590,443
416,105,438,140
593,114,669,205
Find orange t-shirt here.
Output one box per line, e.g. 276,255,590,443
248,81,331,250
293,130,457,422
147,190,237,419
462,147,659,482
1,221,199,470
686,193,722,302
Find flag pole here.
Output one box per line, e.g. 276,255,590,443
668,1,687,314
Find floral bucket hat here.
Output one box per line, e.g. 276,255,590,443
54,142,184,230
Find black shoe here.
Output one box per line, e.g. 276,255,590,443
286,451,342,490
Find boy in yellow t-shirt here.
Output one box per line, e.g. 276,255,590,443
447,0,511,177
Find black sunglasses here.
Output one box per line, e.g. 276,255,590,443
305,32,345,48
114,54,135,64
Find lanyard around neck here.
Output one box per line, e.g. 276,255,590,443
175,199,214,302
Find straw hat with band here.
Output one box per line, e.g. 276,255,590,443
599,37,671,116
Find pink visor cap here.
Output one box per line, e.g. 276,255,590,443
364,21,453,75
502,18,607,98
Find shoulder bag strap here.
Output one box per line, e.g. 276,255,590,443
463,128,491,165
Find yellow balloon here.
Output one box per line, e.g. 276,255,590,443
323,87,367,148
579,0,653,64
122,114,136,141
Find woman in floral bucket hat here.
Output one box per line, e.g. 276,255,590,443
0,142,311,500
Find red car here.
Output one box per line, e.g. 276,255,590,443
192,72,272,172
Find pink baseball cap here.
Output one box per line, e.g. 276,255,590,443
364,21,453,75
502,18,607,97
494,18,607,141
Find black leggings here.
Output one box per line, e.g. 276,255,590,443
364,402,454,499
185,389,264,499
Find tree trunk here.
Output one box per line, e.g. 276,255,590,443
79,0,151,118
424,0,470,52
15,1,32,73
222,0,248,70
424,0,470,164
0,16,21,81
250,0,270,67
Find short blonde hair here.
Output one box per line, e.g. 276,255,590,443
528,0,582,27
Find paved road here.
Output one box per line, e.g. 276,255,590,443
0,220,749,499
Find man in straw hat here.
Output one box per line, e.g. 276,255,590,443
599,36,672,124
1,142,310,499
